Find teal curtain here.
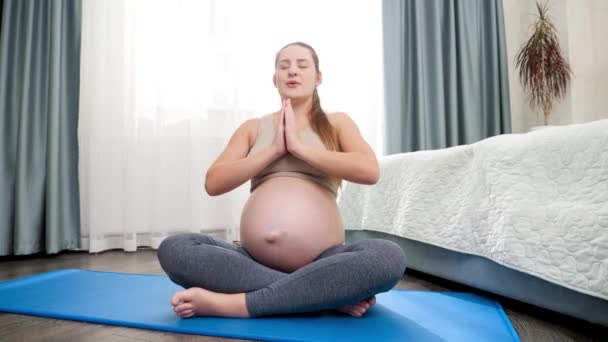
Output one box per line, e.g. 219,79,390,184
383,0,511,154
0,0,82,255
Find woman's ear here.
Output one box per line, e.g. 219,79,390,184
273,74,277,88
316,71,323,87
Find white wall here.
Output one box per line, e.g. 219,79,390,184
503,0,608,133
565,0,608,124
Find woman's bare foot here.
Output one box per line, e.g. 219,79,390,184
171,287,250,318
336,296,376,317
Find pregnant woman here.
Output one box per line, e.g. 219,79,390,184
157,42,406,318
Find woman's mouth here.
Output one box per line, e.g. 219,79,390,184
286,81,300,88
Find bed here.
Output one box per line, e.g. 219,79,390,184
338,119,608,326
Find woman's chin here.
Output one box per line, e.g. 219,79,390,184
280,92,310,101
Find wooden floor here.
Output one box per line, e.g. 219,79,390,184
0,249,605,342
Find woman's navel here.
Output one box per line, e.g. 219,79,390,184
263,229,285,244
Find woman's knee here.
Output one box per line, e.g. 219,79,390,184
158,235,183,269
367,239,407,284
158,233,202,268
386,240,407,278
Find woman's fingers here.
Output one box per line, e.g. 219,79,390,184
281,98,287,115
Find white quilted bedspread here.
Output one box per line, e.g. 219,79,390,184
338,119,608,300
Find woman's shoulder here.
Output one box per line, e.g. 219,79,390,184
240,112,277,146
240,112,275,130
327,111,346,117
327,112,355,130
327,111,351,120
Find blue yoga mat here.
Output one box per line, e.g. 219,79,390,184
0,269,519,342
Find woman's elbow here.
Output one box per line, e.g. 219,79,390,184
358,164,379,185
204,181,218,196
367,165,380,184
204,172,220,196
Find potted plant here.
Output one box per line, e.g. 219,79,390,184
515,1,572,127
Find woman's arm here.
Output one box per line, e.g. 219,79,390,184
205,118,282,196
290,112,379,185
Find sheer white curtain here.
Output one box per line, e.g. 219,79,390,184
78,0,384,252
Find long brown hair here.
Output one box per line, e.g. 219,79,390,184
275,42,339,151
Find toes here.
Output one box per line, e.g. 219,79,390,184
355,302,369,312
174,302,193,312
173,288,199,305
351,303,370,317
177,309,194,318
171,287,204,306
350,308,363,317
171,290,187,306
338,300,374,317
342,305,363,317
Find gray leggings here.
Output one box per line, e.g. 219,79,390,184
157,233,406,317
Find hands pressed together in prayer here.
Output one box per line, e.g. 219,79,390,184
271,98,304,159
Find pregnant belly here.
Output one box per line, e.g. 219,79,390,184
240,177,344,272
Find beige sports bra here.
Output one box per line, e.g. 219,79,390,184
247,113,339,196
